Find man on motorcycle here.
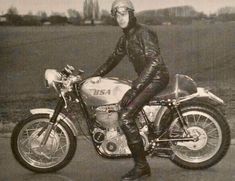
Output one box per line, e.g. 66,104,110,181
92,0,169,180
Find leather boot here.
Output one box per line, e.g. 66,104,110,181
121,142,151,181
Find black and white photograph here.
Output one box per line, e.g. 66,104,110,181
0,0,235,180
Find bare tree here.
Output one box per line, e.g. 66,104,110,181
67,9,81,25
94,0,100,20
37,11,48,23
83,0,88,19
83,0,100,24
7,6,18,15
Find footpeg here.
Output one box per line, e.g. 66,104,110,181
148,140,174,159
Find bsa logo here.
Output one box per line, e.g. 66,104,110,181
89,89,111,96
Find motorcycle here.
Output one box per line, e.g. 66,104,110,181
11,65,230,173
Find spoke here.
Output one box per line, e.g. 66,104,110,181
196,114,202,125
25,128,37,132
174,122,181,129
59,132,64,138
35,122,41,129
18,119,70,168
21,131,39,145
51,156,61,160
187,115,198,127
207,134,218,139
207,141,217,148
193,114,197,125
20,126,44,145
207,130,219,138
25,129,30,138
25,142,31,151
203,122,214,129
188,149,197,157
24,149,33,156
60,135,66,140
54,144,67,154
201,117,209,128
207,128,218,135
50,135,55,151
196,149,204,158
184,115,189,126
175,145,188,152
20,136,31,145
39,158,43,165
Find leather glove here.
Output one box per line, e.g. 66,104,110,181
90,76,101,83
120,89,138,108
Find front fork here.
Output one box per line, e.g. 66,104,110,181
38,97,65,146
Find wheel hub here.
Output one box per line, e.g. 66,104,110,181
29,129,60,156
177,126,208,150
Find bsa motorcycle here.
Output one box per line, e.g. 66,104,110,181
11,65,230,173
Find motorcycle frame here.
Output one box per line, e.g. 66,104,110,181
74,83,132,158
41,83,196,159
73,83,193,158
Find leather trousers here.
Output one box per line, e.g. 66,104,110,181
119,78,168,145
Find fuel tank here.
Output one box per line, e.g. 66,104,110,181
81,77,131,106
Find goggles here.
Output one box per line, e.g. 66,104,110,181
111,7,130,17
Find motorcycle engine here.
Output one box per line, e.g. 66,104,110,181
95,105,119,129
93,105,149,155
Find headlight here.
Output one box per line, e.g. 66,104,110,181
44,69,62,88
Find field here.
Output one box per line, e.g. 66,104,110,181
0,23,235,135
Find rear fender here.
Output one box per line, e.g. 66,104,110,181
30,108,78,136
154,88,225,131
196,87,224,105
153,106,172,131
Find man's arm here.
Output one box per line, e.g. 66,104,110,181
92,35,126,77
132,30,164,92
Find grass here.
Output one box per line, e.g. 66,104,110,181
0,121,16,134
0,23,235,135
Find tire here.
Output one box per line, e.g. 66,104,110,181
11,114,77,173
169,103,230,170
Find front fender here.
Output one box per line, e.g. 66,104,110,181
30,108,78,136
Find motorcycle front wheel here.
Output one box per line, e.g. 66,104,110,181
169,103,230,169
11,114,77,173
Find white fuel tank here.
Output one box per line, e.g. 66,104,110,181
81,77,131,106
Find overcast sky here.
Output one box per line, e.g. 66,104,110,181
1,0,235,15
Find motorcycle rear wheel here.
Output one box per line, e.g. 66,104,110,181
11,114,77,173
169,104,230,170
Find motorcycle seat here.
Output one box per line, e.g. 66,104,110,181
153,84,176,101
152,74,198,103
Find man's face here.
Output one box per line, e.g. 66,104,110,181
115,7,129,28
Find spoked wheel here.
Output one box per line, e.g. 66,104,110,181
169,104,230,169
11,114,77,173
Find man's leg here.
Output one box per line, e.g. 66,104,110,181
120,110,150,181
119,81,166,180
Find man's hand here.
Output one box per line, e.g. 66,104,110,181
90,76,102,83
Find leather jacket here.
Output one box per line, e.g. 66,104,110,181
93,23,169,93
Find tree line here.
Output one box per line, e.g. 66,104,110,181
1,5,234,26
0,6,82,26
136,6,235,25
0,3,116,26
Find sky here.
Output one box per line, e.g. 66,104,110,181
1,0,235,15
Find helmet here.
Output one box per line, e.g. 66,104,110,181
111,0,135,16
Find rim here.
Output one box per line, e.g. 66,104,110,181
17,118,70,169
169,110,222,163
